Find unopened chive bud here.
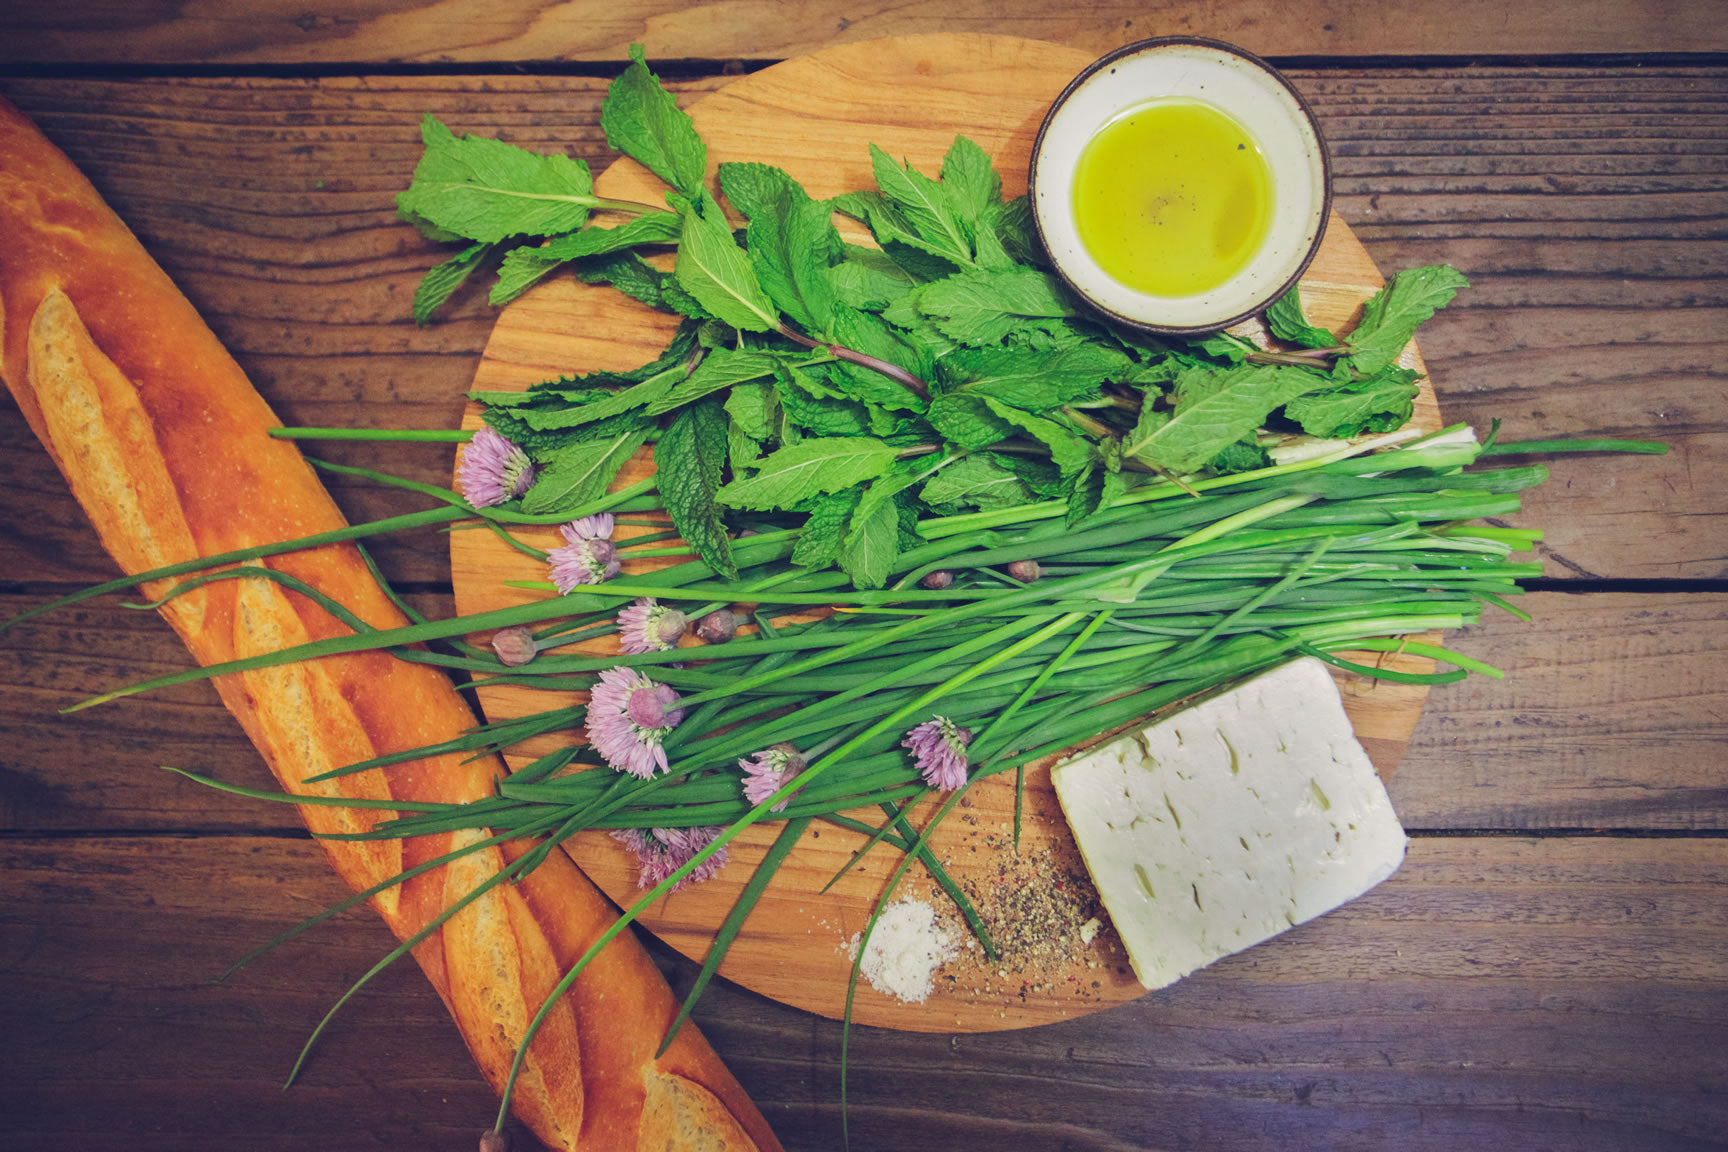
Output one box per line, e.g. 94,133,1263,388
479,1129,511,1152
695,610,738,644
491,625,538,667
1007,559,1042,583
920,570,955,589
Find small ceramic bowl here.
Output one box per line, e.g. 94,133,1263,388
1030,37,1331,335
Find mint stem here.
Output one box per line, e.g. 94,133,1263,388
1246,345,1351,368
590,195,665,216
776,323,929,398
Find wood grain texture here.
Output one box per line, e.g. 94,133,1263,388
0,0,1722,65
0,67,1719,586
5,833,1725,1151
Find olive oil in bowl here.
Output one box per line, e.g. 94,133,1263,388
1072,99,1273,298
1030,37,1331,334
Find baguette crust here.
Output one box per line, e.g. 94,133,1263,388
0,94,779,1152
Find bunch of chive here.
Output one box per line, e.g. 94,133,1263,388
14,423,1668,1143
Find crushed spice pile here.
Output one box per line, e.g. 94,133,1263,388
936,818,1127,1013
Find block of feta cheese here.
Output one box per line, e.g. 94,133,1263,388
1050,656,1407,990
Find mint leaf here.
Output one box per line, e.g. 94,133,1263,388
717,162,802,223
1265,285,1338,350
835,189,969,281
656,399,737,579
646,348,780,415
1065,463,1105,526
723,378,777,441
601,45,706,198
869,145,974,268
1282,367,1421,438
851,455,927,526
521,425,650,514
942,343,1128,411
1125,363,1328,474
397,114,597,244
573,250,672,309
989,450,1063,497
673,191,780,332
991,196,1042,267
1064,451,1126,526
727,419,764,476
791,487,861,569
917,267,1077,345
920,455,1034,511
1208,438,1272,474
828,245,918,311
727,169,840,334
775,365,872,437
490,211,682,306
940,136,1001,234
518,366,682,431
715,437,903,510
413,241,493,324
927,392,1012,451
1346,265,1470,374
838,487,901,589
980,397,1092,477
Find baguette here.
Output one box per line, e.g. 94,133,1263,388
0,94,781,1152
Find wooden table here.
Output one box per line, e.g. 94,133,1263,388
2,5,1725,1150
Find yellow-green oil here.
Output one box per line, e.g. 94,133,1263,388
1072,99,1274,297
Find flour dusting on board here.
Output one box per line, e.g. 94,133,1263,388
849,898,960,1003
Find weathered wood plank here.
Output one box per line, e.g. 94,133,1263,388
1396,592,1728,830
4,591,1725,834
5,834,1725,1151
0,591,455,832
0,2,1721,65
0,69,1718,584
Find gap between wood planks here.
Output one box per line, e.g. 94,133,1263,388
3,51,1728,81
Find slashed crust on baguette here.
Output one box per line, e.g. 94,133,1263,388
26,286,206,637
0,94,778,1152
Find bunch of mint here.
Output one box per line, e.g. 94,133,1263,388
398,46,1468,589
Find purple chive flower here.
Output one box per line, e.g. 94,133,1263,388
610,825,730,892
586,666,685,778
617,597,689,655
457,427,536,509
547,512,621,594
902,715,972,791
490,625,538,667
739,742,806,812
920,570,955,590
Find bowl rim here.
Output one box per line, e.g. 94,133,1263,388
1028,35,1334,337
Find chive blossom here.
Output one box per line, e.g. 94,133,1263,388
586,667,684,778
610,826,729,891
902,716,972,791
739,743,806,812
456,428,535,509
547,513,621,593
617,597,688,654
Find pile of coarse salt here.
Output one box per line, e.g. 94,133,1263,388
849,898,959,1004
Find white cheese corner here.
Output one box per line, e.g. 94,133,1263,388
1051,656,1407,991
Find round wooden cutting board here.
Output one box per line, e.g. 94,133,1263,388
452,34,1441,1033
